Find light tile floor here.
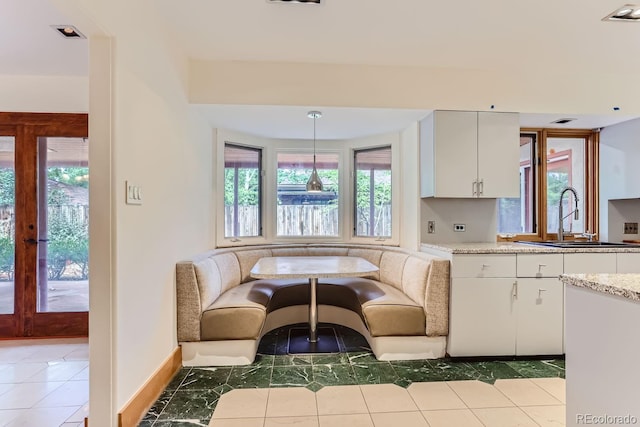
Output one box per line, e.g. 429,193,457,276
0,338,89,427
209,379,566,427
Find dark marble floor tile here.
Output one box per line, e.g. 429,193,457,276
212,383,234,396
352,362,398,385
252,354,275,368
140,389,173,422
340,333,371,352
306,381,325,392
179,367,232,391
257,333,278,354
394,378,412,388
468,361,525,384
312,353,349,365
165,368,191,391
153,422,211,427
545,359,565,370
273,354,312,366
506,360,565,378
156,389,218,423
227,365,272,389
271,365,312,387
347,351,378,364
426,360,484,381
136,421,154,427
313,364,357,386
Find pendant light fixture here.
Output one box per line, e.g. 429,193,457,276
306,110,323,193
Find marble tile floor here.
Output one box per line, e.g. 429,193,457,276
0,337,89,427
141,324,565,426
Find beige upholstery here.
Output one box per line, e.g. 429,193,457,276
176,244,450,351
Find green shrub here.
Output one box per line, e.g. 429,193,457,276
47,214,88,280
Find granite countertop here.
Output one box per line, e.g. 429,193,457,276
420,242,640,254
560,273,640,302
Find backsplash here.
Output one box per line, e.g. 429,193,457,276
607,199,640,243
421,198,497,243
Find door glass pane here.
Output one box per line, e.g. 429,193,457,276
37,137,89,313
547,137,585,235
277,152,339,237
497,134,535,234
354,147,392,237
224,144,262,238
0,137,15,315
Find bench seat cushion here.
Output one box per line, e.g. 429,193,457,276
323,278,426,337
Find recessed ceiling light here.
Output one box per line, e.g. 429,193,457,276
603,4,640,21
51,25,85,38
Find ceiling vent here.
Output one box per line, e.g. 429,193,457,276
268,0,321,4
51,25,85,39
603,4,640,21
551,118,576,125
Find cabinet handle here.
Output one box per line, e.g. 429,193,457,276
472,180,477,196
481,264,490,269
512,282,518,299
538,263,547,271
538,288,547,298
478,179,484,196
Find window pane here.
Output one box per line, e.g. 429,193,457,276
497,135,535,234
354,147,391,237
277,152,339,237
39,137,89,313
224,144,262,238
547,137,585,235
0,136,15,315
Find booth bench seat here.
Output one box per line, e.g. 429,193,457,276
177,244,450,366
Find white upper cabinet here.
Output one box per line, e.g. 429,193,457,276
420,110,520,198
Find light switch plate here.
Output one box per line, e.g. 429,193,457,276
126,181,143,205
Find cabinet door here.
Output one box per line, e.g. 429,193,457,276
564,253,617,273
477,112,520,198
448,278,517,356
516,278,564,355
433,111,478,197
617,253,640,273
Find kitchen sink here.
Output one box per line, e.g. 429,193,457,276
516,240,640,249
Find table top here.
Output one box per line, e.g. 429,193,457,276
250,256,379,279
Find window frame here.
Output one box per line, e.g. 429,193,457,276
217,140,267,247
498,128,599,242
352,145,393,239
223,142,263,240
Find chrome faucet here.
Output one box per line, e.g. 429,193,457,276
558,186,579,241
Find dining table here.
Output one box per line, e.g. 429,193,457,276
250,255,379,352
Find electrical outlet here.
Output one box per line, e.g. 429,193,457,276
624,222,638,234
427,221,435,234
454,223,466,232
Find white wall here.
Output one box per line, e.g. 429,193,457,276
421,198,498,243
56,1,215,424
599,118,640,241
190,60,640,116
0,75,88,112
400,123,420,250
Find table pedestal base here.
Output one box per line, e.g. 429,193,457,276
288,326,340,354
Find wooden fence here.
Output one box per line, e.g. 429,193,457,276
0,205,88,238
225,204,391,237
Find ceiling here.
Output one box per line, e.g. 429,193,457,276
4,0,640,138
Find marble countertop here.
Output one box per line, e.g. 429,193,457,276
560,273,640,302
420,242,640,254
250,256,379,279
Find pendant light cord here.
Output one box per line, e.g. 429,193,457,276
313,114,317,162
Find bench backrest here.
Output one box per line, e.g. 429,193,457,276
176,244,449,342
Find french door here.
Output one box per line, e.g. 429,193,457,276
0,113,88,337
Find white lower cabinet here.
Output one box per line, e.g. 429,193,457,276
515,278,564,355
448,253,564,357
617,253,640,273
448,278,517,356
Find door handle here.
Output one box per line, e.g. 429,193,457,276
23,238,48,245
478,179,484,196
472,180,477,196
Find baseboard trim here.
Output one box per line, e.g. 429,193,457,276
117,346,182,427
